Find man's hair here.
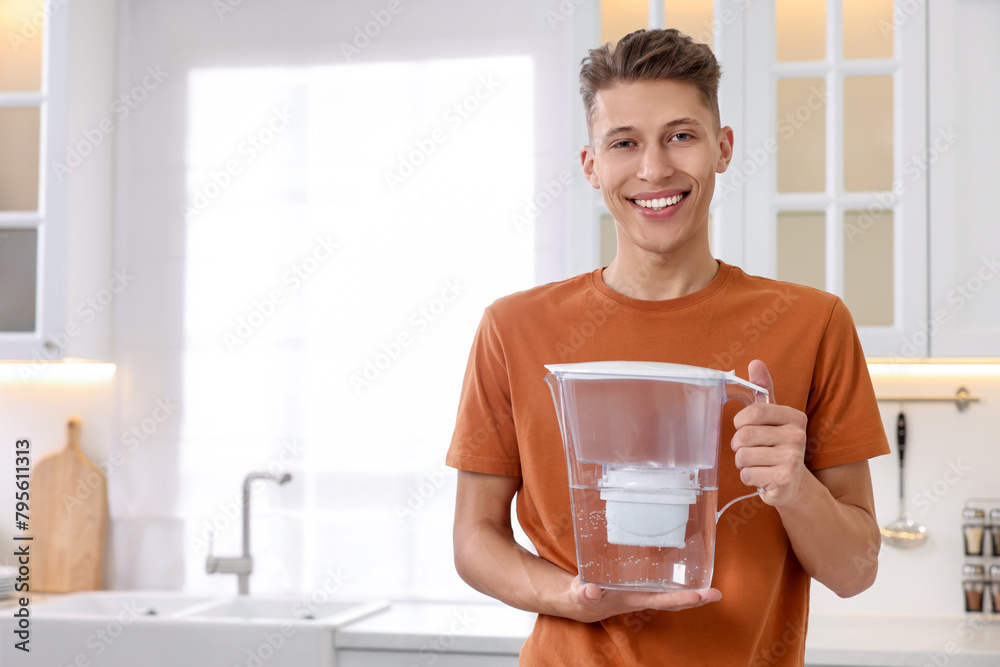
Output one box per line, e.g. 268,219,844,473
579,28,721,137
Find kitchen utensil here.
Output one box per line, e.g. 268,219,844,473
31,418,108,592
880,411,927,548
544,361,770,592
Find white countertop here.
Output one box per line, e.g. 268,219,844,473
335,601,535,655
335,602,1000,665
804,611,1000,666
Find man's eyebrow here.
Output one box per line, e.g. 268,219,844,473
599,117,706,142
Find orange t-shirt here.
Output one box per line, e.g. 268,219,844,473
446,262,889,666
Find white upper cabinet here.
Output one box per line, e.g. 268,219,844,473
714,0,929,358
0,1,69,360
926,0,1000,357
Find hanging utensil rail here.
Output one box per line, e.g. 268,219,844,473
875,387,979,412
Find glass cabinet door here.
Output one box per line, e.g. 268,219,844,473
735,0,928,358
0,0,68,357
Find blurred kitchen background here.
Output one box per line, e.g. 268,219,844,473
0,0,997,622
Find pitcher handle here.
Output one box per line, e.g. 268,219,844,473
716,374,772,521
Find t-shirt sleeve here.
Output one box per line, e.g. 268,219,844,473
445,307,522,477
804,298,890,470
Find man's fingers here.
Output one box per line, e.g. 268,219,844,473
733,404,808,433
631,588,721,610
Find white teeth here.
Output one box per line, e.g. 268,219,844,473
634,194,685,210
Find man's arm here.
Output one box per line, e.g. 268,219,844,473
453,469,722,623
732,360,881,597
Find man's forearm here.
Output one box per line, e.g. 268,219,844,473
455,517,576,616
776,463,881,597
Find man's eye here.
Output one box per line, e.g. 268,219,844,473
611,140,634,149
671,132,693,142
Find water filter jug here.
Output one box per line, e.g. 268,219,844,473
544,361,770,591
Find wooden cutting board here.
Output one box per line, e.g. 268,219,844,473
30,417,108,592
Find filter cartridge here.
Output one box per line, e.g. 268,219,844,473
600,468,697,548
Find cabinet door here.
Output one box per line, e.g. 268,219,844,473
927,0,1000,357
725,0,928,358
0,1,68,359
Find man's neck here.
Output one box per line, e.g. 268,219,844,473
602,251,719,301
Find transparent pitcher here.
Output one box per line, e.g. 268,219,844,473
544,361,770,592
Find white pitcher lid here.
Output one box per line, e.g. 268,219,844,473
544,360,766,394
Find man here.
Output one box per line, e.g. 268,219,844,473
447,28,888,665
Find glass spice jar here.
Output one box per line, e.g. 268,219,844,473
989,509,1000,557
963,508,986,556
963,563,985,613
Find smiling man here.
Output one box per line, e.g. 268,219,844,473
447,29,889,666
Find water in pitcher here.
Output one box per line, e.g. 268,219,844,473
569,483,719,591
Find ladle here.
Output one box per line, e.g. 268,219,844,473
881,410,927,548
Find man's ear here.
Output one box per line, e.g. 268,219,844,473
581,146,600,189
716,126,735,173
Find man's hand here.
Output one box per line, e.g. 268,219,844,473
454,471,723,623
731,359,809,507
565,578,721,624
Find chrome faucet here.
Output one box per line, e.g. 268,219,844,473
206,471,292,595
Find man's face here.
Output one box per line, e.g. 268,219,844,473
582,79,733,262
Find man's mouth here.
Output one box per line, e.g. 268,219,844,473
630,193,688,211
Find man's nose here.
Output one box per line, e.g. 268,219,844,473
636,145,675,181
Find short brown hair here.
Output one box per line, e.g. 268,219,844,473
579,28,721,136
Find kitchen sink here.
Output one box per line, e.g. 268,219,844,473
0,591,389,667
32,591,218,617
183,595,387,623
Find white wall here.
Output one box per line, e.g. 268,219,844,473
811,369,1000,616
